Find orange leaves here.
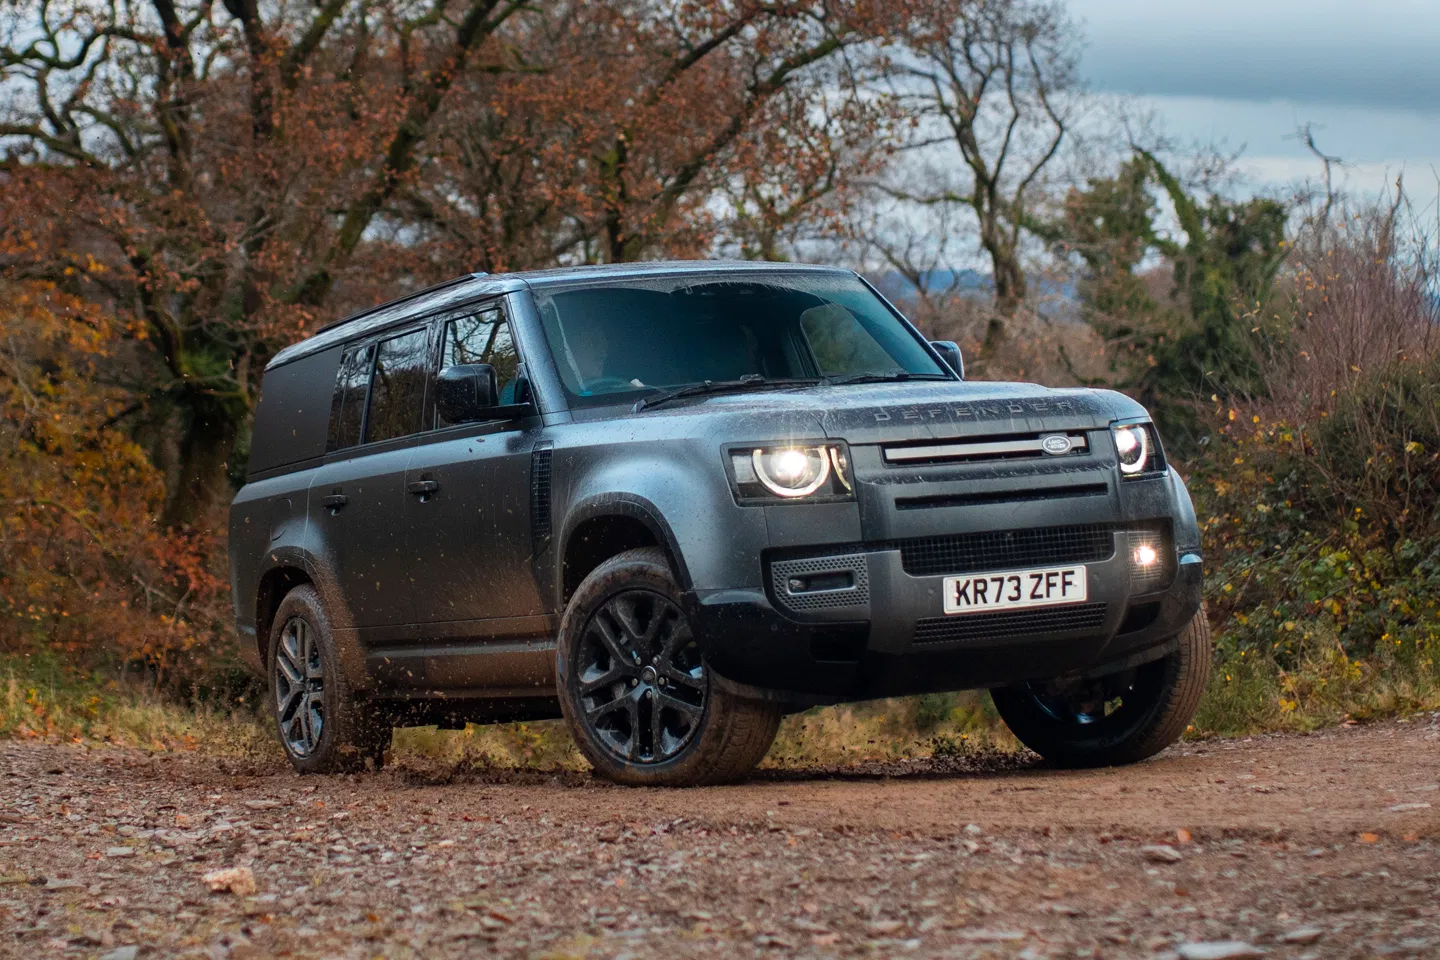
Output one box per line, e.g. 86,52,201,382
0,281,225,679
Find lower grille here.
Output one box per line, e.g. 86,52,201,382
898,524,1114,577
914,602,1108,645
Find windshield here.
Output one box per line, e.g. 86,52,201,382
534,272,947,406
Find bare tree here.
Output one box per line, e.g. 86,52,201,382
1287,123,1344,228
879,0,1077,350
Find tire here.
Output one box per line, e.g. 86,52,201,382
990,608,1212,768
268,585,391,774
556,548,781,787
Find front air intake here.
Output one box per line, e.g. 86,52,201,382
897,524,1115,577
913,603,1108,645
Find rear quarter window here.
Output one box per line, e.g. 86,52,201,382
247,346,343,476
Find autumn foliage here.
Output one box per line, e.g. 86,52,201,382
0,0,931,678
2,0,1437,733
0,282,224,679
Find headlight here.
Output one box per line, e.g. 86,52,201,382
730,443,853,501
1112,423,1160,477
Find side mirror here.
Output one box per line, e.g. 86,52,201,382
436,363,499,424
930,340,964,378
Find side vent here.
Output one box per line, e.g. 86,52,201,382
531,442,554,553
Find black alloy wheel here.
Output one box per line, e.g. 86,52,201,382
1023,664,1154,729
990,608,1212,768
574,589,707,764
274,614,326,758
555,548,782,786
266,584,391,774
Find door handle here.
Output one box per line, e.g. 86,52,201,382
321,493,348,513
407,479,440,498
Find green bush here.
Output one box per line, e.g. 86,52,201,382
1184,351,1440,731
1309,353,1440,538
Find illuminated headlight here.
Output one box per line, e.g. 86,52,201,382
1134,544,1158,566
1112,423,1154,477
730,444,853,501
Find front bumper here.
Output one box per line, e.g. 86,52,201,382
687,526,1202,702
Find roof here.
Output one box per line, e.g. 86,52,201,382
265,260,855,371
510,259,850,285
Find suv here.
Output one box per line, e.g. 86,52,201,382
230,261,1208,786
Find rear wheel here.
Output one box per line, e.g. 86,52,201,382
991,609,1212,768
268,585,391,774
556,548,781,786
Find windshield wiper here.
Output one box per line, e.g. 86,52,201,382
634,375,819,412
820,372,954,387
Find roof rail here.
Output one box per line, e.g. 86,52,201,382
313,274,481,335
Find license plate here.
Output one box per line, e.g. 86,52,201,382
943,564,1088,615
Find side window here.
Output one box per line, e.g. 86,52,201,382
365,328,430,443
437,309,520,427
327,342,375,452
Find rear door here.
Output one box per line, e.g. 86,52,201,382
308,325,432,632
402,304,548,629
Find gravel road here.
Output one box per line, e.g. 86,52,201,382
2,716,1438,960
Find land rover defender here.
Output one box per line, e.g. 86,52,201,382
229,261,1208,785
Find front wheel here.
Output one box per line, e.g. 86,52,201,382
990,609,1212,768
556,548,781,786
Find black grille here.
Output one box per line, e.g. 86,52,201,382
914,603,1108,645
898,524,1114,577
530,444,553,548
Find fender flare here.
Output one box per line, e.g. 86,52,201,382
556,492,692,601
253,545,373,694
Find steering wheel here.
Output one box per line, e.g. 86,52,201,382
582,376,642,394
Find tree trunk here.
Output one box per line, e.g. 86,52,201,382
160,386,245,529
980,221,1027,354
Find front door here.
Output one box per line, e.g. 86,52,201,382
307,326,432,632
403,306,547,628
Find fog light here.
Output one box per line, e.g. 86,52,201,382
1134,544,1158,567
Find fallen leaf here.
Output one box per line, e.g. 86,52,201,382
202,866,256,897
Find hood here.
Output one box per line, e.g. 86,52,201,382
621,381,1146,445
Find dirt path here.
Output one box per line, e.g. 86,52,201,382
3,717,1438,960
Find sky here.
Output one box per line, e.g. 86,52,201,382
1070,0,1440,212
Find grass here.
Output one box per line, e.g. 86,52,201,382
1,651,273,755
6,641,1439,770
766,691,1019,767
392,720,584,770
1192,640,1440,736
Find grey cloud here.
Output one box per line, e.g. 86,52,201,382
1084,42,1440,111
1070,0,1440,111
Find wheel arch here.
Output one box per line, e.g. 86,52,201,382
255,563,313,671
558,495,690,606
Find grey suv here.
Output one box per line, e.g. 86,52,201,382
229,261,1208,786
